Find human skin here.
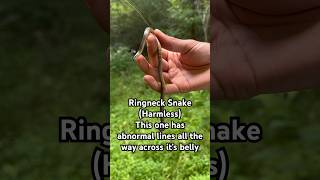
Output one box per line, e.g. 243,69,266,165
84,0,211,94
86,0,320,99
135,30,210,94
212,0,320,99
138,1,320,99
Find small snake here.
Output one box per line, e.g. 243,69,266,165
134,27,166,126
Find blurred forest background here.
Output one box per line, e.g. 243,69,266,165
1,0,320,179
0,0,106,179
214,91,320,180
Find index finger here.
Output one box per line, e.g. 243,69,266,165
147,33,161,67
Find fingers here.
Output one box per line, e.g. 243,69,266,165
161,48,169,60
137,32,176,92
135,55,150,74
135,55,169,73
147,33,159,67
153,29,198,53
135,55,170,82
146,33,170,68
144,75,180,94
161,59,169,71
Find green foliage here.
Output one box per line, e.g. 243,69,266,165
110,47,133,73
168,0,209,41
110,50,210,179
0,0,106,179
110,1,210,178
111,0,209,49
111,0,171,48
214,91,320,179
3,0,319,179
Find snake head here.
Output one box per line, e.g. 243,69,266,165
133,27,154,61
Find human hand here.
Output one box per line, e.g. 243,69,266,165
212,0,260,99
213,0,320,99
135,29,210,94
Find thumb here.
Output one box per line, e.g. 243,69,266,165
153,29,198,53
